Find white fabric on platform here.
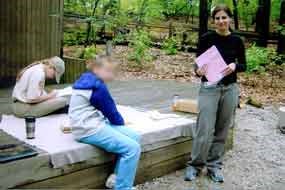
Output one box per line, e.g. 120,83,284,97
0,106,195,168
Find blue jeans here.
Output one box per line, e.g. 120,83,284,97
79,124,141,190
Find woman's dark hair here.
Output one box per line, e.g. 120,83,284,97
211,4,233,19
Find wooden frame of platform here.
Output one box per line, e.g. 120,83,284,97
1,129,233,189
0,80,234,189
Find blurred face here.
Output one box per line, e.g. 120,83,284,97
214,10,231,33
92,62,116,82
45,65,56,79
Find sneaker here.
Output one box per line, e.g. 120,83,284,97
184,166,199,181
208,168,224,183
105,174,116,189
280,126,285,134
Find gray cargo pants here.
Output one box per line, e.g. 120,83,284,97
188,82,239,171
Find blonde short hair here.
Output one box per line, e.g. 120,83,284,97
86,55,114,70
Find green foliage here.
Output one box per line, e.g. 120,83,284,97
63,0,285,56
238,0,258,31
132,0,163,26
211,0,233,8
82,46,97,59
246,44,270,73
64,0,129,46
112,32,127,44
246,44,284,73
159,0,193,17
276,24,285,36
271,0,281,22
64,27,87,46
128,30,152,64
162,37,178,55
64,32,78,46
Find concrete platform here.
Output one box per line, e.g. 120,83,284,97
0,80,234,189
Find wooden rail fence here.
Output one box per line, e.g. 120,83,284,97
62,56,86,84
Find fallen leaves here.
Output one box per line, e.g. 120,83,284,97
64,45,285,104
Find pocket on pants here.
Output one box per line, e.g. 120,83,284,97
199,84,220,97
12,102,31,117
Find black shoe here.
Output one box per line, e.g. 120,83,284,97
208,168,224,183
184,166,199,181
280,126,285,134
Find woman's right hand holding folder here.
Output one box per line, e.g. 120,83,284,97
196,64,208,77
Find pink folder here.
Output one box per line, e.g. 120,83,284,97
195,45,228,83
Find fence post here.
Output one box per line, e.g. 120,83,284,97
255,0,271,47
277,0,285,54
106,40,112,56
199,0,208,40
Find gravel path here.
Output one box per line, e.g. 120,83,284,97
136,106,285,190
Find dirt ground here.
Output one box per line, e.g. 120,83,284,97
135,105,285,190
64,45,285,104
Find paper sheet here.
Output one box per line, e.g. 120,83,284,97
195,45,228,83
56,86,72,97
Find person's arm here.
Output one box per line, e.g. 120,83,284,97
27,91,57,103
25,74,56,103
235,38,247,72
90,83,124,125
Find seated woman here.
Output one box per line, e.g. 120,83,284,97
69,55,141,190
12,56,68,118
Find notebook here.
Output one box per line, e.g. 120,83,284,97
56,86,72,97
195,45,228,84
0,129,38,163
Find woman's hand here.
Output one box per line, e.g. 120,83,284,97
28,90,57,103
222,63,236,76
196,65,207,77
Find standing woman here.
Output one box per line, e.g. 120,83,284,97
12,56,68,118
185,5,246,182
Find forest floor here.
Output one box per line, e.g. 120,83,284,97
64,45,285,104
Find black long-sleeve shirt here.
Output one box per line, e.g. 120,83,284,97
195,31,247,85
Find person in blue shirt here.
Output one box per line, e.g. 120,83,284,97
68,55,141,190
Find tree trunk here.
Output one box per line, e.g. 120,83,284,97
277,0,285,54
199,0,208,40
232,0,239,30
85,0,100,47
255,0,271,47
169,20,173,38
106,40,112,56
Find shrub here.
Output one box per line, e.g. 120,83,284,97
246,44,271,73
276,24,285,36
82,46,97,59
162,37,178,55
113,32,127,44
64,30,86,46
128,29,152,64
246,44,284,73
238,0,258,31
